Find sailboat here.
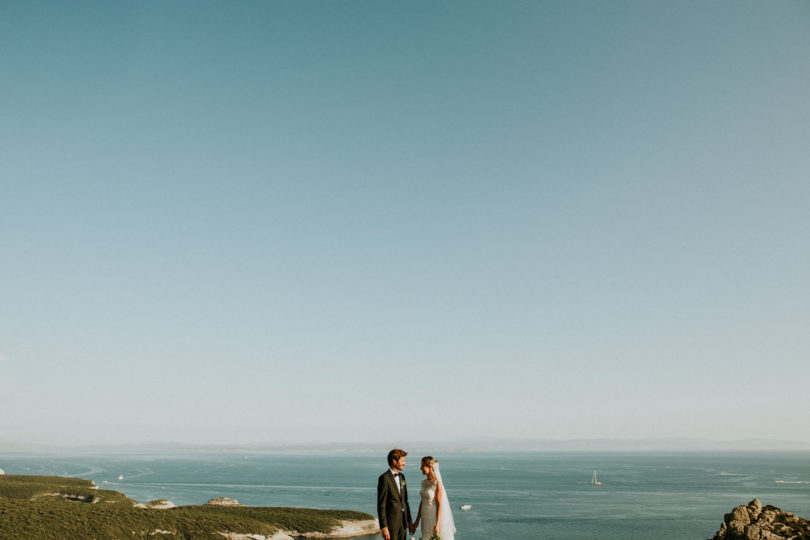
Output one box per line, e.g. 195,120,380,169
591,471,603,486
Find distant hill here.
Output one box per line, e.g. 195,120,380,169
3,437,809,454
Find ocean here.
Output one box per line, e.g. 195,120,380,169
1,451,808,539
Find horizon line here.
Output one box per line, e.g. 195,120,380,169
2,436,810,452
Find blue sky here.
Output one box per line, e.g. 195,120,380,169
2,1,809,446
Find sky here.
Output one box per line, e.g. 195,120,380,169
2,1,809,447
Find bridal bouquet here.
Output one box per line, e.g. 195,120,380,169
428,534,441,540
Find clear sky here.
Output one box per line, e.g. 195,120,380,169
2,1,809,447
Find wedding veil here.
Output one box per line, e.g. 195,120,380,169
433,462,456,539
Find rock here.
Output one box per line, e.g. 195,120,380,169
732,506,752,526
31,492,99,504
144,499,176,509
207,497,243,506
709,500,810,540
727,520,746,536
0,468,4,475
748,499,763,519
218,519,379,540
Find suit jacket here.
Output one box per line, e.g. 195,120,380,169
377,470,412,536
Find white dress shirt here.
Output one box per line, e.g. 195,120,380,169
390,468,402,493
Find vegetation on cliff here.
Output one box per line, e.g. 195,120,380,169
0,474,374,539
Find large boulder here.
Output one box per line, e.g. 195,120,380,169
709,499,810,540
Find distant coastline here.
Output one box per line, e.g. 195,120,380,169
2,437,809,455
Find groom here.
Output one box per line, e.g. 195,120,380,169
377,448,413,540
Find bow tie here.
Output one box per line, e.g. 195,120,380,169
393,472,400,476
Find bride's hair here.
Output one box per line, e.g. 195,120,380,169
421,456,438,468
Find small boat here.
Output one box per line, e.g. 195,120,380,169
118,475,124,481
460,504,472,510
591,471,603,486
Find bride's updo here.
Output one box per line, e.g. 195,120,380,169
421,456,437,468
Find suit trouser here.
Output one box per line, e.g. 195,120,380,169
389,527,408,540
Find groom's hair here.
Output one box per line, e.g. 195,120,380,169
387,448,407,466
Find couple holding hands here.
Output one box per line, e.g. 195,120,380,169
377,449,456,540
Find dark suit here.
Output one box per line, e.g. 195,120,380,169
377,470,412,540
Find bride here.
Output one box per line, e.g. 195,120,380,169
411,456,455,540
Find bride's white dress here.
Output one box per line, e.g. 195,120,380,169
419,479,439,538
419,479,455,540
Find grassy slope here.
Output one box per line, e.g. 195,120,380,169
0,475,374,540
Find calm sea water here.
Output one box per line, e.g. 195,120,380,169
1,451,808,540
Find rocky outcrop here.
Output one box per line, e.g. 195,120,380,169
32,492,98,503
709,499,810,540
217,519,379,540
218,519,379,540
136,499,177,509
207,497,243,506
